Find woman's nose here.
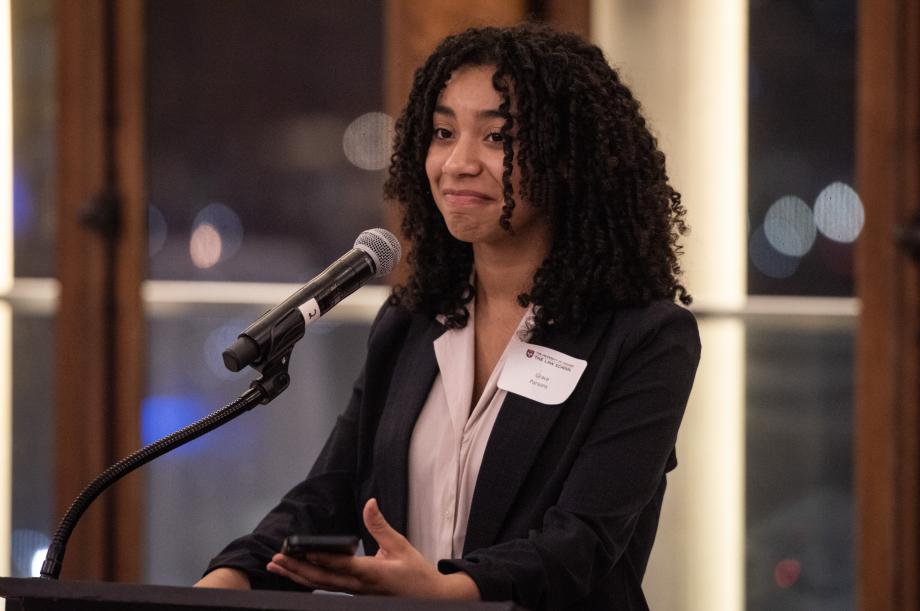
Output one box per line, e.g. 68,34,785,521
443,137,481,176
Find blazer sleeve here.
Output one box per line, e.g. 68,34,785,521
438,304,701,610
202,302,397,589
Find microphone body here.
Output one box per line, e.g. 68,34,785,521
222,249,373,372
222,228,401,373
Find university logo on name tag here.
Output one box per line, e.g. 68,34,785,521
498,341,587,405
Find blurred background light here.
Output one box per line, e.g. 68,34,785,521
189,223,221,269
342,111,395,171
764,195,815,257
140,394,210,452
30,546,47,576
192,202,243,262
11,528,48,577
750,225,800,279
12,171,32,236
268,114,346,171
814,182,864,243
774,557,802,589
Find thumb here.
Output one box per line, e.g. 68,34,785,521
363,498,408,553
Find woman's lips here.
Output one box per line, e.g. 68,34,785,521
441,189,493,205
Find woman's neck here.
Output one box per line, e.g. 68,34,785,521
473,239,548,310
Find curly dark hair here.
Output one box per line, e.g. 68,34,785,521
384,23,690,341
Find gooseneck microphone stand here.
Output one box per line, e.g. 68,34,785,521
39,227,399,581
39,346,296,580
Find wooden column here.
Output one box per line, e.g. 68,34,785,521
54,0,144,582
110,0,145,583
383,0,525,116
855,0,920,608
383,0,594,129
539,0,590,39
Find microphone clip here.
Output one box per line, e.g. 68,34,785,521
249,349,293,405
241,304,305,403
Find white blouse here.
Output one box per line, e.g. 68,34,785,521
406,300,530,563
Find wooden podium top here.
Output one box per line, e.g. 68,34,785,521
0,577,523,610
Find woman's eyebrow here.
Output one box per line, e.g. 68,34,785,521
433,105,505,120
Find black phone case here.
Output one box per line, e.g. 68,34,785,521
281,535,359,558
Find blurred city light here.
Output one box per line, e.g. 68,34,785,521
749,225,800,279
11,528,48,577
140,395,210,452
342,111,395,171
31,547,47,577
773,557,802,589
814,182,864,243
193,202,243,262
764,195,816,257
271,114,345,171
189,222,221,269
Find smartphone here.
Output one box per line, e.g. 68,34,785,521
281,534,359,558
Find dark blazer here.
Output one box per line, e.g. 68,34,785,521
207,299,700,610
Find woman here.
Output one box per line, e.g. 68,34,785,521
196,23,700,610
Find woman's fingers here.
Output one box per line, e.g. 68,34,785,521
268,501,429,596
266,557,318,589
268,554,366,593
363,498,409,555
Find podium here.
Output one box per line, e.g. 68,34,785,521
0,577,524,610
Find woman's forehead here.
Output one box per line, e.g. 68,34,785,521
437,65,504,108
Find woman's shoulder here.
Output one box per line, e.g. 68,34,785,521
366,297,409,337
365,297,443,347
613,298,697,326
368,296,434,329
604,299,700,357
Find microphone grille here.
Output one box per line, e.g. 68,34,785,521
354,228,401,277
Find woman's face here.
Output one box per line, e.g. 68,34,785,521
425,65,547,249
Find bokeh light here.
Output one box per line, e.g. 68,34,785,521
342,111,395,171
189,223,222,269
11,529,49,577
12,172,34,236
749,225,800,279
270,114,346,171
193,202,243,261
764,195,815,257
31,548,48,577
814,182,864,243
774,557,802,589
141,395,210,452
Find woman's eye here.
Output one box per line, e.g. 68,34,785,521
486,132,504,143
433,127,452,140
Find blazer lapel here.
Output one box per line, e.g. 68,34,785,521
372,315,445,536
463,310,615,554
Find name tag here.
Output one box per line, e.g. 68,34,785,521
498,341,587,405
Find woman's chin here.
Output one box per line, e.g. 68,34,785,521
443,222,493,245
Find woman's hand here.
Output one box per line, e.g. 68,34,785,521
194,567,251,589
266,498,480,600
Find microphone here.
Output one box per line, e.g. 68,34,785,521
40,230,399,580
222,228,401,372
